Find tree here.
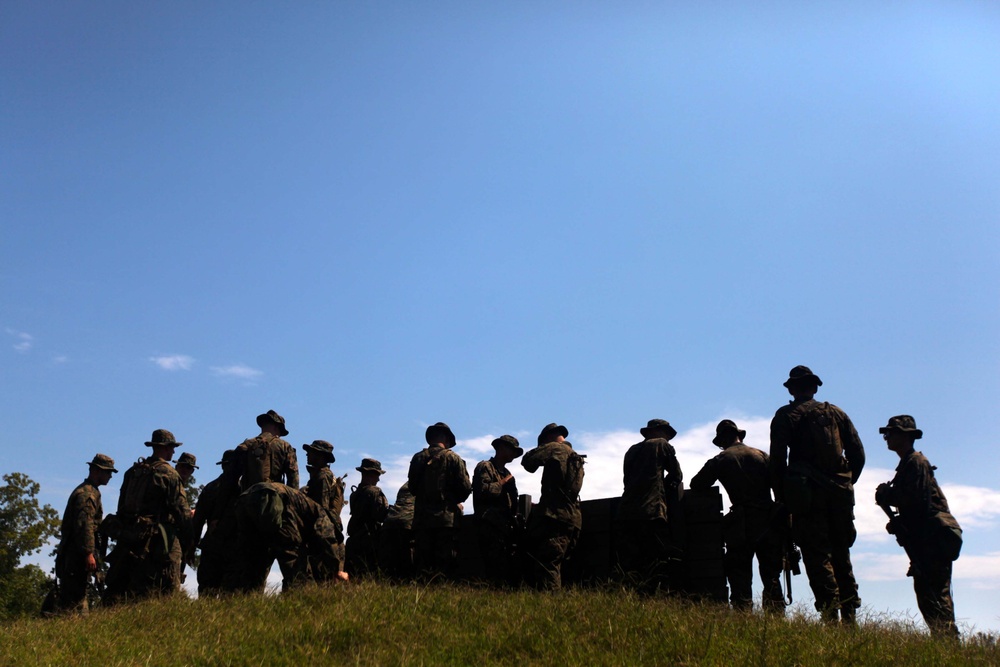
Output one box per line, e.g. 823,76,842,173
0,472,60,620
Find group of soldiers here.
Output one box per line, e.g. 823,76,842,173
51,366,963,638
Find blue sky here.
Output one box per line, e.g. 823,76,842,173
3,2,999,633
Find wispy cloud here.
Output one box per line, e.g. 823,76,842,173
150,354,195,371
50,355,69,366
210,364,263,381
6,328,33,353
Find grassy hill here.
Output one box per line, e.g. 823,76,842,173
3,582,998,666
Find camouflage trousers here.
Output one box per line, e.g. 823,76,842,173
792,489,859,623
522,516,580,591
912,557,959,638
55,563,90,613
414,526,459,582
104,535,182,604
477,520,519,588
723,507,785,613
615,518,673,594
346,532,379,579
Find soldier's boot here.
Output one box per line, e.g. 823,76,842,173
840,607,858,629
820,605,839,626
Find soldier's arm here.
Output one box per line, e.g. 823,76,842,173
284,445,300,489
521,446,545,473
663,442,683,484
838,412,866,483
769,412,791,502
453,455,472,503
74,492,99,558
473,461,504,502
689,457,719,491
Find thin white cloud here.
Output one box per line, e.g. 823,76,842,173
210,364,263,380
6,328,33,353
50,355,69,365
150,354,195,371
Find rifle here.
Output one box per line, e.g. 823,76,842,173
782,515,802,604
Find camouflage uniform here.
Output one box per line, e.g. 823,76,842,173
193,451,240,595
237,431,299,491
615,419,682,593
769,367,865,623
876,416,961,638
345,480,388,577
378,482,416,580
521,424,585,590
408,423,472,580
235,482,339,592
691,423,784,612
302,463,346,580
105,432,191,603
473,443,521,587
56,458,112,613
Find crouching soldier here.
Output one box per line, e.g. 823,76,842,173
691,420,785,614
235,482,342,592
875,415,962,639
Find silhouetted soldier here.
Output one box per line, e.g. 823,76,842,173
473,435,524,587
54,454,117,613
692,420,784,613
236,410,299,490
769,366,864,626
346,458,389,578
301,439,346,582
408,422,472,581
875,415,962,639
521,423,585,590
378,482,416,581
615,419,682,594
193,449,240,595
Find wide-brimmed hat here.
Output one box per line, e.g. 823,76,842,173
356,458,386,475
879,415,923,439
216,449,238,466
537,423,569,446
88,453,118,473
256,410,289,437
303,439,336,463
783,365,823,388
425,422,457,448
145,429,182,448
640,418,678,440
174,452,198,469
491,434,524,457
712,419,746,447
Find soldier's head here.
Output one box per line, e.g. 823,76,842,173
87,453,118,486
491,435,523,464
879,415,922,455
712,420,745,449
783,365,822,400
217,449,238,476
144,428,182,462
640,419,678,442
537,423,569,446
303,440,336,468
356,458,386,486
256,410,289,437
174,452,198,482
425,422,456,449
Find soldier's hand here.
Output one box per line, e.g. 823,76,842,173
85,553,97,573
885,521,896,535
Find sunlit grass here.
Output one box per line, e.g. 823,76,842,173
3,582,997,666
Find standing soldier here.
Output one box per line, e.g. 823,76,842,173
769,366,865,626
175,452,198,486
407,422,472,581
378,482,416,581
301,440,346,581
237,410,299,490
53,454,117,613
691,420,785,614
615,418,682,594
105,429,191,603
521,423,586,590
345,458,389,578
875,415,962,639
193,449,241,595
473,435,524,587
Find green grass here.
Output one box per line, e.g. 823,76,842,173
2,583,997,666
